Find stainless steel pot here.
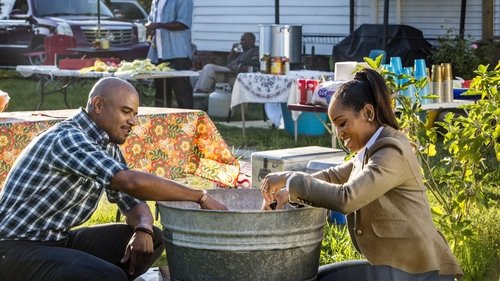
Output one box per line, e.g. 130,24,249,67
259,24,302,64
158,188,327,281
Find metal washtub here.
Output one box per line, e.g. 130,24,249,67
157,188,327,281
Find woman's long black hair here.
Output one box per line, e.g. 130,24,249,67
331,68,399,130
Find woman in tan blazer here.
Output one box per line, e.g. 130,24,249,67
260,68,463,281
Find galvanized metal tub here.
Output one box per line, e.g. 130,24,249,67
157,188,327,281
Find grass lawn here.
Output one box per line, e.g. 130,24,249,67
2,70,499,280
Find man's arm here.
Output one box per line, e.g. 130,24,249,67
110,169,226,210
123,202,154,231
148,21,187,31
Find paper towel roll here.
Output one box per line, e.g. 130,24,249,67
334,61,358,81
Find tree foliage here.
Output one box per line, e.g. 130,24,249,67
362,57,500,280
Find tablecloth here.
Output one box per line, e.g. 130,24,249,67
16,65,115,78
16,65,199,80
230,70,334,108
0,107,240,190
230,70,334,124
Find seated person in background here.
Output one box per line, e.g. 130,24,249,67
0,77,227,281
193,32,259,93
260,68,462,281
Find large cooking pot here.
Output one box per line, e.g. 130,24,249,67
259,24,302,64
158,188,327,281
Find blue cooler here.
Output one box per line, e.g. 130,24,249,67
281,103,327,136
453,88,480,100
328,210,347,225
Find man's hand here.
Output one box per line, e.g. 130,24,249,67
199,195,228,210
120,230,154,276
145,22,160,36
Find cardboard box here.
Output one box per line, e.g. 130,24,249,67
251,146,346,188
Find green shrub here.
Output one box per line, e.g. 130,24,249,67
361,57,499,279
458,207,500,281
320,223,363,265
430,28,495,80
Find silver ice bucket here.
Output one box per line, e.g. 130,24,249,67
158,188,327,281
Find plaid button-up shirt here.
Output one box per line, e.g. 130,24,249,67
0,109,143,241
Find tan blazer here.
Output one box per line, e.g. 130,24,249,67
287,126,463,277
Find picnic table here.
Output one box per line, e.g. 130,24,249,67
15,65,199,109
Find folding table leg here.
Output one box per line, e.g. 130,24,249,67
241,103,246,136
36,75,47,110
35,75,72,110
61,78,71,109
163,78,167,107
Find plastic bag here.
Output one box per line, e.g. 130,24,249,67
311,80,345,107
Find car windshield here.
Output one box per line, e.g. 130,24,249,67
109,2,146,20
33,0,114,17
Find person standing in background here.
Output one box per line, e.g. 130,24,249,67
146,0,194,108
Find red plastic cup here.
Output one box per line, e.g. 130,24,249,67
305,79,319,104
297,79,307,104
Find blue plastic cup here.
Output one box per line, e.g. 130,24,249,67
400,67,416,102
414,59,431,103
389,56,403,75
414,59,427,79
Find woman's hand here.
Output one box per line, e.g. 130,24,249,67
261,188,290,210
260,172,289,210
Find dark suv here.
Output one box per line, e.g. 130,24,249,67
0,0,149,66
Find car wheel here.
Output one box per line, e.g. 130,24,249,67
28,44,45,65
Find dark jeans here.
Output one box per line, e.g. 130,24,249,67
318,260,456,281
0,223,164,281
155,57,193,109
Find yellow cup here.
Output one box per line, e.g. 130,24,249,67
100,39,110,49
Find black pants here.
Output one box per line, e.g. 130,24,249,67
0,224,164,281
317,260,456,281
155,57,193,109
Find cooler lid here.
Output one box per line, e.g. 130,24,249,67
306,155,347,172
251,146,344,161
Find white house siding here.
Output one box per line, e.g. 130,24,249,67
192,0,498,55
495,0,500,39
192,0,359,55
381,0,484,41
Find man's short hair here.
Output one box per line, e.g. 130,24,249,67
243,32,256,43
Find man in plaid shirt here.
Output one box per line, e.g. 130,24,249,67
0,77,227,281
